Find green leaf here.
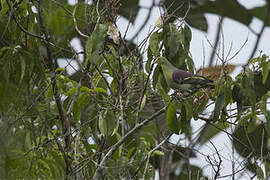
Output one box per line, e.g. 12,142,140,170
118,0,140,23
111,116,119,136
98,110,116,136
0,0,8,19
196,0,252,26
166,101,180,134
249,5,270,27
265,161,270,178
198,122,230,145
85,24,108,66
152,65,161,89
257,165,264,180
180,103,189,134
99,111,107,136
149,32,161,57
92,87,107,95
151,150,164,157
224,77,233,105
159,71,169,93
181,25,192,50
262,61,270,84
213,92,225,121
163,0,208,31
24,131,31,151
163,23,187,70
238,111,258,126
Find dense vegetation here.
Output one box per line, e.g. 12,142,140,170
1,0,270,179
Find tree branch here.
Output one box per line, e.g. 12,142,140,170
37,0,72,176
92,106,167,179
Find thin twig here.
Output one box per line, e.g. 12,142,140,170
5,0,45,40
73,1,89,38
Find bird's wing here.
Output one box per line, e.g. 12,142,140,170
172,69,193,83
173,69,213,85
182,75,213,85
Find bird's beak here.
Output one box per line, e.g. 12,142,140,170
154,58,159,64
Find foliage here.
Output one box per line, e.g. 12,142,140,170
1,0,270,179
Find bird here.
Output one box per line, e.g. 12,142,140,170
155,57,215,93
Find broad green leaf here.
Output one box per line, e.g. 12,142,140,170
149,32,161,57
224,77,233,105
159,71,169,93
186,55,195,73
152,65,161,89
157,83,170,105
163,23,187,70
98,110,116,136
233,124,268,159
111,116,119,136
198,122,230,145
213,92,224,121
85,24,108,66
0,0,9,19
93,87,107,95
99,111,107,136
166,101,180,134
118,0,140,23
181,25,192,50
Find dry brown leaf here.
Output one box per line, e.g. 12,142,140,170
107,23,120,44
197,64,236,82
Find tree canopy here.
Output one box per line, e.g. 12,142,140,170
1,0,270,179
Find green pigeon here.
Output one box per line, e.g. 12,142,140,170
155,57,215,92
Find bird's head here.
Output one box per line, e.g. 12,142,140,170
155,57,169,66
